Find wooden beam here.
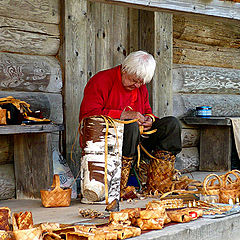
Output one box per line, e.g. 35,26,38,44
153,12,173,117
91,0,240,20
62,0,88,176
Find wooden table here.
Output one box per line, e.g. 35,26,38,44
183,116,232,171
0,124,64,199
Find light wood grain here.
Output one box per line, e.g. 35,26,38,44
173,64,240,94
153,12,173,117
14,133,53,199
0,0,60,24
173,94,240,118
0,53,62,93
92,0,240,20
0,15,60,55
0,164,15,200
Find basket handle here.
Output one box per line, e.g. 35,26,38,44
222,170,240,188
203,174,222,195
51,174,61,190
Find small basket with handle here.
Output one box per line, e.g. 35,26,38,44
203,173,223,197
40,174,71,207
219,170,240,204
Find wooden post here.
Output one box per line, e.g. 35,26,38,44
61,0,88,176
153,12,173,117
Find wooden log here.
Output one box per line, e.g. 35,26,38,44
0,53,62,93
0,164,15,200
173,64,240,94
0,136,13,165
153,12,173,117
181,128,200,148
173,14,240,50
0,0,60,24
14,133,53,199
0,16,60,55
173,94,240,118
0,91,63,123
92,0,240,20
175,147,199,173
173,38,240,70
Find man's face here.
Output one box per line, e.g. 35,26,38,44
121,72,144,91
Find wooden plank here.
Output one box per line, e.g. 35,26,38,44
181,128,200,148
91,0,240,20
176,147,199,173
0,16,60,55
0,0,60,24
129,8,139,53
0,53,62,93
0,164,15,200
112,5,129,66
173,64,240,94
173,14,240,50
173,38,240,70
139,10,154,107
14,133,53,199
63,0,88,176
153,12,173,117
0,136,13,165
95,3,113,71
183,116,232,126
0,91,63,124
173,94,240,118
0,124,64,135
199,125,232,171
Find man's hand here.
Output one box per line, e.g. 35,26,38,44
142,115,153,131
120,110,145,125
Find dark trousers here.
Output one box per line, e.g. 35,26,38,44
122,116,182,157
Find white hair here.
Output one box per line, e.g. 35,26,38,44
122,51,156,84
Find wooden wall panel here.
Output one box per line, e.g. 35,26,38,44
173,64,240,94
0,53,62,93
0,16,60,55
173,14,240,69
0,91,63,123
0,164,15,200
0,0,60,24
153,12,173,117
0,136,13,165
129,9,139,53
173,94,240,118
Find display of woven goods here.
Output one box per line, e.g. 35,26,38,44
146,199,184,210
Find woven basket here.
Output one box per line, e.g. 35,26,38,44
0,108,6,125
14,227,43,240
147,151,175,194
219,170,240,204
203,174,222,197
40,174,71,208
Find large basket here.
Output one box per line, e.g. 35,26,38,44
40,174,71,208
14,227,43,240
147,151,175,194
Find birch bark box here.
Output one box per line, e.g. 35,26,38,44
80,117,124,203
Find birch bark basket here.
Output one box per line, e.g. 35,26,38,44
80,117,124,204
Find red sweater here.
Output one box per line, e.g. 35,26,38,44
79,65,153,121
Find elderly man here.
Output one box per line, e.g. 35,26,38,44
79,50,182,193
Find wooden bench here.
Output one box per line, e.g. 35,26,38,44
183,116,232,171
0,124,64,199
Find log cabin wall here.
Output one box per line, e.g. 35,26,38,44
173,14,240,171
0,0,62,199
